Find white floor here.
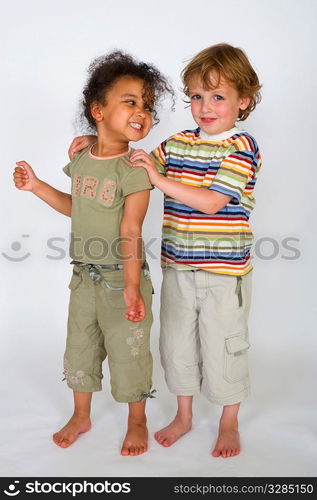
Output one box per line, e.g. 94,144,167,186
1,322,316,478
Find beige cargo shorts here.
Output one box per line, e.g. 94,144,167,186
63,262,154,403
159,267,252,406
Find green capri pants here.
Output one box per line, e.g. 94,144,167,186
63,262,154,403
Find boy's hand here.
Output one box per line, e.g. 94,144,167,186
68,135,96,160
14,161,41,192
124,285,146,322
130,149,161,185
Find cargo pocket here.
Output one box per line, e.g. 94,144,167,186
223,334,250,383
103,272,126,309
68,267,82,291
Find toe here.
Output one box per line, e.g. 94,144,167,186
53,433,63,445
121,446,129,456
60,439,72,448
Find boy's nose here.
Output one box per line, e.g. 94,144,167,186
201,99,213,113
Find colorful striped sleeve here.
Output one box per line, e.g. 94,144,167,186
150,140,167,175
209,136,260,203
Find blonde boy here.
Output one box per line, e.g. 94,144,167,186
130,43,262,457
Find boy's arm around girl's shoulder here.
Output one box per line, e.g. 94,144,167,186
14,160,72,217
149,130,261,214
146,132,232,215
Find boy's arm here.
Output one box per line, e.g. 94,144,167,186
155,176,231,214
14,161,72,217
120,189,150,322
68,135,96,160
130,150,231,214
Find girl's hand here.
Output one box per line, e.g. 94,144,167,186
129,149,161,185
124,285,146,322
68,135,96,160
13,161,41,192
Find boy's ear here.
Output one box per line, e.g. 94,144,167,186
239,96,251,111
90,101,104,122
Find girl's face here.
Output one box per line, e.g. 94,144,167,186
92,76,153,143
188,72,250,135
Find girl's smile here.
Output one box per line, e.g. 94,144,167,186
92,76,153,151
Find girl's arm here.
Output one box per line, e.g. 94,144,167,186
130,150,231,214
120,189,150,322
14,161,72,217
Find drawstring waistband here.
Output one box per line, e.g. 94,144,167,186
70,260,150,291
71,260,123,270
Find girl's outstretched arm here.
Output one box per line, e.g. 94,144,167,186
120,189,150,322
14,161,72,217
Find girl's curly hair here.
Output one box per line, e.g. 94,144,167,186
81,50,174,131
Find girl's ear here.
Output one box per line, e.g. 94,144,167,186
239,96,251,111
90,101,104,122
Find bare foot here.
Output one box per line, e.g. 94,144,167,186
121,420,148,456
53,414,91,448
154,416,192,447
211,424,240,458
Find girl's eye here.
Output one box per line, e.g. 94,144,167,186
214,95,223,101
191,95,201,100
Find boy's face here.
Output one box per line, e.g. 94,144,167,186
188,72,250,135
92,76,153,143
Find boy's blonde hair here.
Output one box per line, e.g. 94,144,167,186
182,43,262,121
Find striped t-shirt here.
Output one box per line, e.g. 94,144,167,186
151,126,262,276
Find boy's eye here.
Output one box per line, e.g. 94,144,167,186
191,94,201,100
126,100,136,105
214,95,223,101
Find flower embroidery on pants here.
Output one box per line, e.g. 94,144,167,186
126,327,145,357
62,358,85,385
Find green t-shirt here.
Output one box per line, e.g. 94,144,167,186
63,146,152,265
